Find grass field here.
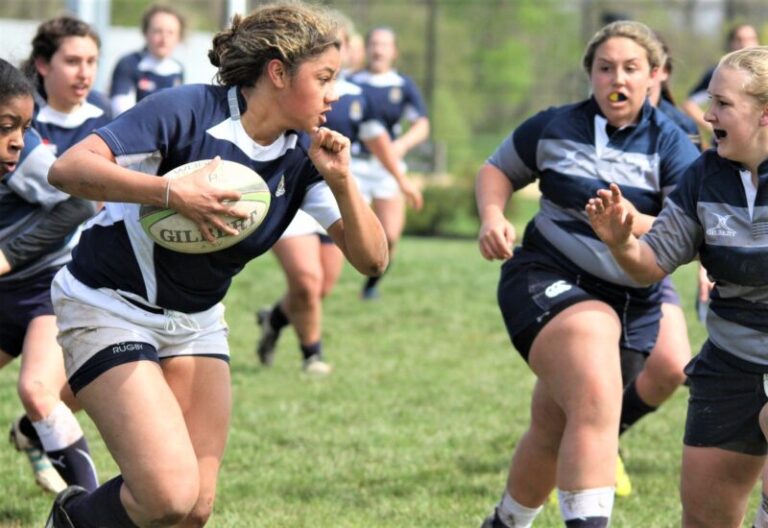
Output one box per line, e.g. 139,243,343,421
0,197,758,527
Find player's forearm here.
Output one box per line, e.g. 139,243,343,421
610,237,666,285
364,134,407,186
49,136,166,207
395,117,430,155
476,165,513,224
330,178,388,276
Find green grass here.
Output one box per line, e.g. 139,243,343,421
0,196,757,527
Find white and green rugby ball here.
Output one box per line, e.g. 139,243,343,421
139,159,271,254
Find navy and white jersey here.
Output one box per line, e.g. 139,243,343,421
0,128,74,283
658,98,701,147
348,69,427,154
687,66,715,107
69,84,341,313
643,150,768,365
325,77,385,157
489,97,700,287
33,91,112,156
110,50,184,116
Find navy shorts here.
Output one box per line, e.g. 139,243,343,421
0,267,59,357
659,276,681,306
498,247,662,361
684,341,768,456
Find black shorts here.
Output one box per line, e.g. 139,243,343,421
497,247,662,361
684,341,768,456
659,276,681,306
0,267,59,357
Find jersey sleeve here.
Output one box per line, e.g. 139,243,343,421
110,54,136,98
487,108,554,190
658,125,701,198
642,160,704,273
687,67,714,106
301,181,341,229
3,129,67,210
402,76,428,122
94,87,187,168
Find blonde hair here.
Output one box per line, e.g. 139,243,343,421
718,46,768,106
208,1,339,87
582,20,666,75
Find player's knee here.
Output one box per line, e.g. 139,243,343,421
16,376,52,415
138,475,200,525
184,493,216,527
289,273,323,305
646,353,688,387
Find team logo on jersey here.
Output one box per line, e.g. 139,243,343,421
706,212,737,237
349,100,363,121
138,77,156,92
389,87,402,104
544,280,572,298
275,174,286,197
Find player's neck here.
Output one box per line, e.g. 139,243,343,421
239,86,287,146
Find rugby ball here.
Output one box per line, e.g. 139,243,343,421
139,159,271,254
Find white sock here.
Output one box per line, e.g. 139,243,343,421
496,490,543,528
558,487,614,522
32,402,84,451
754,493,768,528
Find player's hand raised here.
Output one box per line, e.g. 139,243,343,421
586,183,634,249
309,127,351,189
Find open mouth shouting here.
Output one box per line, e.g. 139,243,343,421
713,128,727,140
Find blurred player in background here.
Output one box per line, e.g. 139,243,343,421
350,26,427,299
109,4,185,117
476,20,700,527
255,12,413,375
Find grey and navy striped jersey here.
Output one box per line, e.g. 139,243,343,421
0,129,79,283
69,84,341,313
489,97,700,287
644,150,768,366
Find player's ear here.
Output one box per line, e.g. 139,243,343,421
759,105,768,127
266,59,287,89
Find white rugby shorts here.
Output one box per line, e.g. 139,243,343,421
351,156,406,201
51,267,230,379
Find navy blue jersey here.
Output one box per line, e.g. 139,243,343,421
489,97,700,287
687,66,715,106
348,69,427,154
33,90,112,156
0,128,74,283
644,150,768,365
658,98,700,147
69,84,340,313
324,78,384,157
110,50,184,115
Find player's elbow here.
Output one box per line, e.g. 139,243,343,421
48,155,74,192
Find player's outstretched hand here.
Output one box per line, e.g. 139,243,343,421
309,127,351,188
400,178,423,211
478,213,516,261
586,183,634,248
167,157,247,243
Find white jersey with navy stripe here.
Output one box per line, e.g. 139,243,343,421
644,150,768,365
69,84,341,313
0,128,72,283
348,69,427,155
489,97,700,287
110,50,184,116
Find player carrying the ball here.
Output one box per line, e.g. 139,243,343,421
42,2,387,527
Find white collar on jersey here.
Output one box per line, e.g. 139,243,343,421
137,52,183,75
35,100,105,129
205,86,298,162
351,69,404,87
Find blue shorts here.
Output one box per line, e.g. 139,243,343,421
659,276,681,306
684,341,768,455
497,247,662,361
0,267,59,357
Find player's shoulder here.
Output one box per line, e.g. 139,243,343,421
87,90,112,115
114,50,143,68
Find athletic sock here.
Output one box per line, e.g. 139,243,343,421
269,302,290,332
67,475,138,527
753,493,768,528
619,379,657,436
494,490,542,528
19,414,41,444
32,402,99,491
559,487,614,527
300,341,322,361
364,274,382,291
